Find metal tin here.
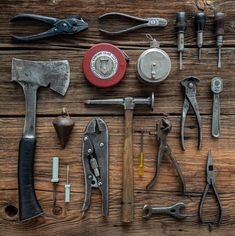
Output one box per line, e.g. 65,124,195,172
82,43,127,88
136,38,171,84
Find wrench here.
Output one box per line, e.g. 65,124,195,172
143,202,186,220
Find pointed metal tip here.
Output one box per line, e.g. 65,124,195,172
198,48,202,63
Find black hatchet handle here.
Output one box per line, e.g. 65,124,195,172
18,137,43,221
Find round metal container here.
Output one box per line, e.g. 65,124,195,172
82,43,127,88
136,48,171,84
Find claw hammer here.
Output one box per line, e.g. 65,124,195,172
85,93,154,223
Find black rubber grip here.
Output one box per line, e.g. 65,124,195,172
176,12,186,33
18,137,43,221
195,12,206,31
215,12,224,36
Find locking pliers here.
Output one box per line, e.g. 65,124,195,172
99,12,167,36
146,117,186,194
10,14,88,41
81,118,109,217
181,76,202,150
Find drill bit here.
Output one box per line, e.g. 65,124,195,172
195,12,206,62
51,157,59,209
138,128,145,177
215,12,225,68
65,165,71,203
176,12,186,70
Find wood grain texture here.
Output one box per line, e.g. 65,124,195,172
0,0,235,235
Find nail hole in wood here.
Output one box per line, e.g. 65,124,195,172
5,205,18,217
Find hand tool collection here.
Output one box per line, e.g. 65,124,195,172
9,11,224,230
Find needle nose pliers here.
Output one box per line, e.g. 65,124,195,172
180,76,202,150
10,14,88,41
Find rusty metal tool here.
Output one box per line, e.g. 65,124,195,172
99,12,167,36
143,202,186,220
81,118,109,217
12,58,70,221
211,77,223,138
138,128,145,177
199,150,223,228
85,93,154,223
146,117,186,194
176,12,186,70
180,76,202,150
10,14,88,41
215,12,225,68
195,12,206,62
51,157,60,210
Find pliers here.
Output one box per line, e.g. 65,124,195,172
10,14,88,41
81,118,109,217
146,117,186,194
199,150,223,228
180,76,202,150
99,12,167,36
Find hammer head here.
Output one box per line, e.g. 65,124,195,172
12,58,70,95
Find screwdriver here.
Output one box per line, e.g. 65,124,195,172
65,165,71,203
195,12,206,62
215,12,225,68
51,157,59,209
176,12,186,70
138,128,144,177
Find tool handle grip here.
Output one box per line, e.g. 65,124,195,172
176,12,186,33
195,12,206,31
18,137,43,221
122,109,134,223
215,12,225,36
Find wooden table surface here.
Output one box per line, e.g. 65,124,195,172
0,0,235,235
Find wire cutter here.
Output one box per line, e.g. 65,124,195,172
180,76,202,150
10,14,88,41
199,150,223,227
81,118,109,217
146,117,186,194
99,12,167,36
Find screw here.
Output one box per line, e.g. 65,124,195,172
100,142,104,147
98,181,102,186
88,175,92,179
84,136,88,141
88,149,92,154
188,82,193,88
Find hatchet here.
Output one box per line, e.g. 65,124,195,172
12,58,70,221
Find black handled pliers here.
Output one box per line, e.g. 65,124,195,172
10,14,88,41
180,76,202,150
99,12,167,36
146,117,186,194
199,150,223,228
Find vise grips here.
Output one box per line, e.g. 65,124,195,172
81,118,109,217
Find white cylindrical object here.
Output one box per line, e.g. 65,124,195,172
65,184,71,203
51,157,59,183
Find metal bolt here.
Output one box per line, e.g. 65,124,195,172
100,142,104,147
98,181,102,186
188,82,193,88
84,136,88,141
88,149,92,154
62,23,67,27
88,175,92,179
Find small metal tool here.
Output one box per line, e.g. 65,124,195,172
199,150,223,227
215,12,225,68
136,35,171,84
138,128,145,177
11,14,88,41
82,118,109,217
195,12,206,62
65,165,71,203
85,93,154,223
146,117,186,194
180,77,202,150
143,202,186,220
176,12,186,70
51,157,59,210
99,12,167,36
211,77,223,138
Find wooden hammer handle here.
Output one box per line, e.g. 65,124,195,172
122,109,134,223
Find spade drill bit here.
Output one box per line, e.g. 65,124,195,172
195,12,206,62
215,12,225,68
176,12,186,70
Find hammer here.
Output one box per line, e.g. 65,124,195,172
12,58,70,221
85,93,154,223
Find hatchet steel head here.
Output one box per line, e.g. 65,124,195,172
12,58,70,95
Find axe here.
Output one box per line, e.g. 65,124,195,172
12,58,70,221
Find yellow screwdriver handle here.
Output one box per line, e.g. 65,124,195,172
138,152,144,177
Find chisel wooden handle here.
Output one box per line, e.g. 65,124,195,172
18,137,43,221
122,109,134,223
